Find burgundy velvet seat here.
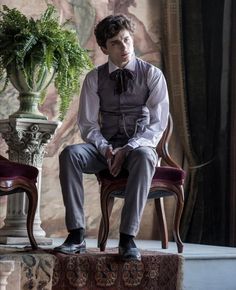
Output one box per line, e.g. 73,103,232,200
0,155,38,249
96,114,185,253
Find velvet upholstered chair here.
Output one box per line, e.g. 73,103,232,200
0,155,38,249
96,114,185,253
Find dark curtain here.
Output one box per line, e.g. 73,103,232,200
229,0,236,246
180,0,230,245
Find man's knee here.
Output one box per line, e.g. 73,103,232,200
59,144,82,164
129,147,158,167
60,145,72,161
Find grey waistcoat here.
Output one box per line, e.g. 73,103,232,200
98,58,151,148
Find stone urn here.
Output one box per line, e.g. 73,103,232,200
7,62,55,120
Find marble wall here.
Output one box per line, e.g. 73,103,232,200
0,0,169,240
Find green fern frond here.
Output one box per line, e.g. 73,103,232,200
0,4,93,120
40,4,57,22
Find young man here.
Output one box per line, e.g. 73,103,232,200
54,14,169,261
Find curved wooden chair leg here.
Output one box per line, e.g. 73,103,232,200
173,186,184,253
99,186,115,251
155,197,168,249
25,184,38,250
98,194,114,250
98,219,105,248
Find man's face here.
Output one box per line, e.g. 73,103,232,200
101,29,134,68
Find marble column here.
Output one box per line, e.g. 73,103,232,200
0,117,58,245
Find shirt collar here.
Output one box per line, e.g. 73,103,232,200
108,54,136,73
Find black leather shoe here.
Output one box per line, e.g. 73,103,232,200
119,246,141,261
54,240,86,254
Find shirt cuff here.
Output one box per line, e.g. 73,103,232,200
98,144,112,157
121,144,134,157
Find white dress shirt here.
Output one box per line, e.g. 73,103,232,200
78,56,169,157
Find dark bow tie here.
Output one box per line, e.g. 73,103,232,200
110,68,135,94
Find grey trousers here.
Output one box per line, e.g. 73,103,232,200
59,143,158,237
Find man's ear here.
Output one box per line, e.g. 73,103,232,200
101,46,108,55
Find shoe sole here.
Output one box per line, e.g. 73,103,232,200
54,248,86,254
119,247,141,261
121,256,142,262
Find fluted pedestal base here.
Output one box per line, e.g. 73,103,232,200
0,236,52,246
0,118,59,245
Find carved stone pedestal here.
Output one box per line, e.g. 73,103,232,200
0,118,58,245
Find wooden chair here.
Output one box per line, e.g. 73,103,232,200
0,155,38,249
96,115,185,253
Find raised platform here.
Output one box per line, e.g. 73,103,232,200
1,239,236,290
77,239,236,290
0,240,183,290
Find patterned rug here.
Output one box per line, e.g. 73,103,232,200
0,247,183,290
49,248,183,290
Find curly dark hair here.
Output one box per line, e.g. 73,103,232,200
94,14,134,48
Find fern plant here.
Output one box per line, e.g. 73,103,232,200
0,4,93,120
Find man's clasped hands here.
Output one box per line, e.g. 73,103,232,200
105,146,127,177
